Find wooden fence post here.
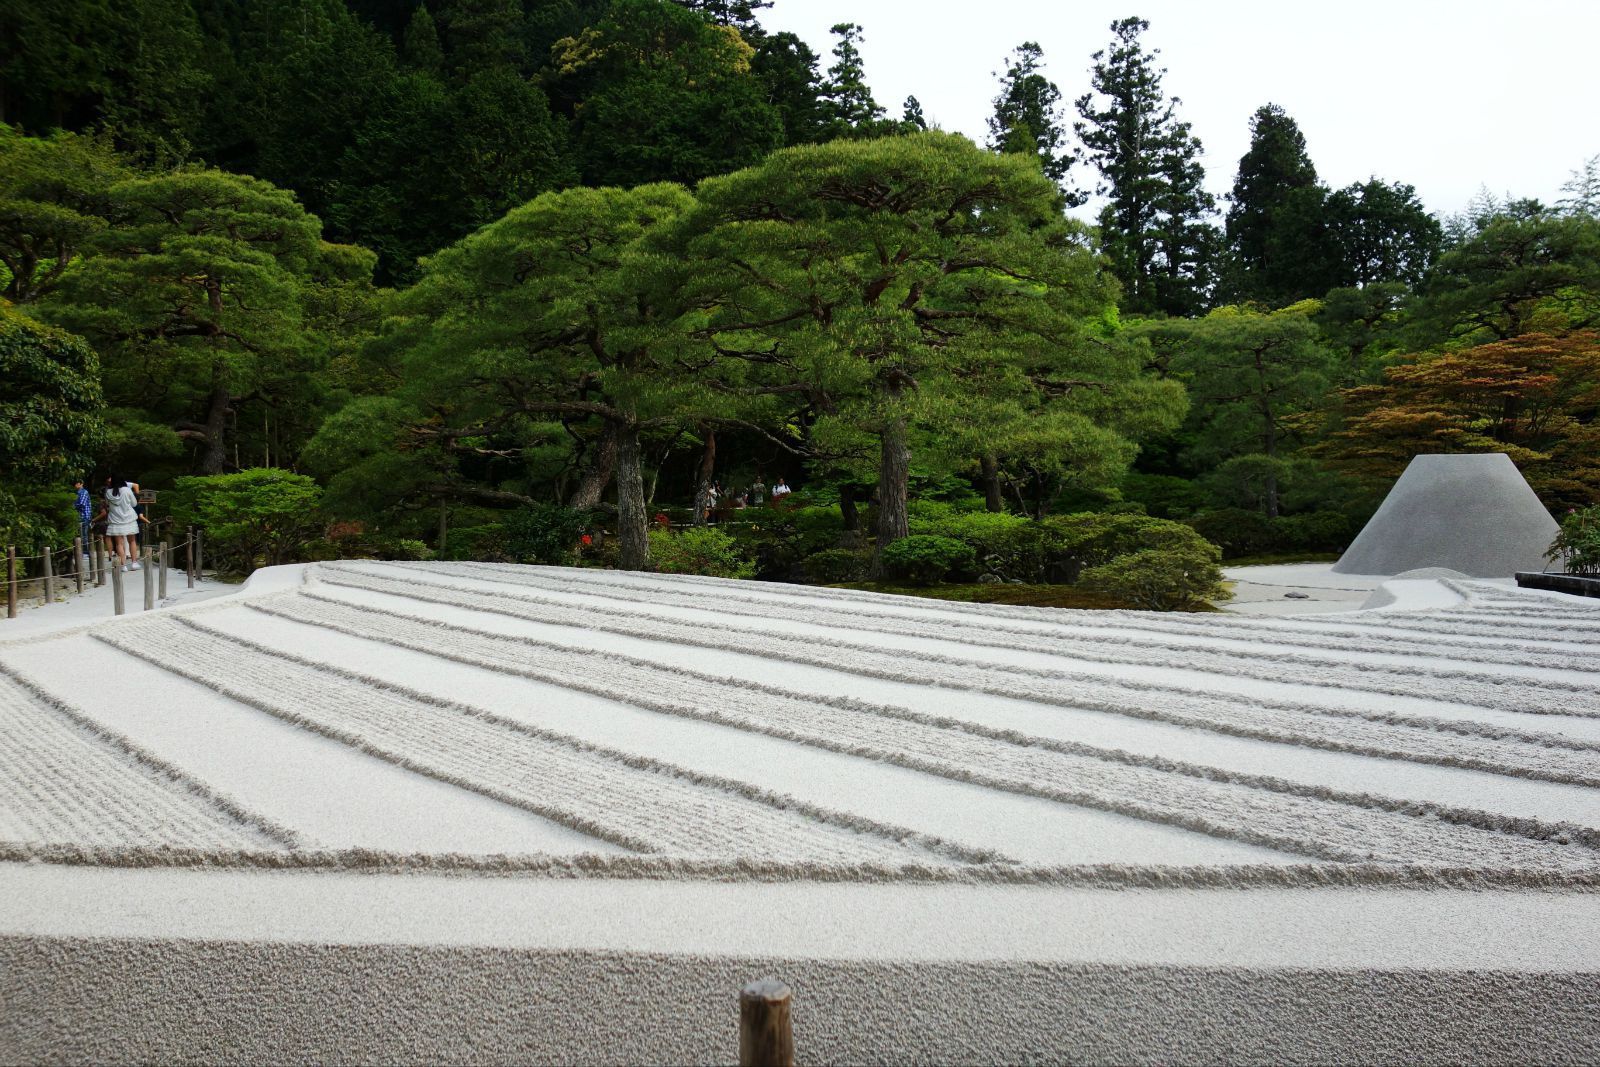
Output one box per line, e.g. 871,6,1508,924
186,528,195,589
43,546,55,605
739,980,795,1067
196,529,205,582
142,547,155,611
6,547,15,619
111,558,125,616
95,539,107,587
159,540,169,600
74,537,86,594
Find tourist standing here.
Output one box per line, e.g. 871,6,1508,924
73,478,92,564
772,478,791,501
99,476,143,571
750,477,766,506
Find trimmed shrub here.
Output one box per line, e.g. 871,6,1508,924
167,468,323,575
648,526,756,578
1272,510,1355,553
879,535,975,585
1185,508,1279,559
802,547,872,584
1549,506,1600,576
1080,538,1230,611
504,503,587,565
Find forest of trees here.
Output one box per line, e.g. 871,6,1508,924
3,0,1597,585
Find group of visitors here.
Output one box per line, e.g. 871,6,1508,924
72,475,149,572
698,476,792,519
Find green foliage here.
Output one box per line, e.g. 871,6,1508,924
802,547,873,584
1079,538,1228,611
1548,506,1600,576
0,127,131,304
167,468,324,574
878,535,975,584
816,23,890,138
1185,507,1354,558
987,42,1079,199
503,503,588,565
648,526,756,578
1120,472,1208,518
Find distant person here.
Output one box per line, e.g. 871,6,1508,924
73,478,92,562
750,478,766,506
97,475,142,571
772,478,791,500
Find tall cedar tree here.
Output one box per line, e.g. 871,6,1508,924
1076,16,1218,316
987,42,1082,204
1223,104,1338,305
817,23,888,139
672,133,1157,568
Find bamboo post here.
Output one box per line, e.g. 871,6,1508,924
196,529,205,582
186,528,195,589
74,537,85,594
159,540,169,600
111,558,125,616
6,547,15,619
739,980,795,1067
142,547,155,611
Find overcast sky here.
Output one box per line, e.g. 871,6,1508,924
764,0,1599,220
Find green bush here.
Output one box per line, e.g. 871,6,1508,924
1549,506,1600,576
1185,508,1279,559
167,468,323,575
648,526,756,578
321,533,435,562
879,535,975,585
1121,473,1207,519
1080,539,1230,611
802,547,872,584
438,523,510,562
504,503,587,565
1271,510,1355,553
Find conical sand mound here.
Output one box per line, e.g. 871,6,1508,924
1334,453,1559,577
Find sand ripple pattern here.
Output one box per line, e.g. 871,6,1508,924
256,591,1600,872
0,666,285,851
93,616,976,866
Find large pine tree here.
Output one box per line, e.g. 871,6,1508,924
1075,16,1217,316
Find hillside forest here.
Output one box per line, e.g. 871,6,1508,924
3,0,1598,599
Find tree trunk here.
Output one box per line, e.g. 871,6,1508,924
979,454,1004,513
436,502,449,554
200,367,231,475
839,484,861,533
568,424,618,511
615,421,649,571
871,418,910,576
692,428,717,526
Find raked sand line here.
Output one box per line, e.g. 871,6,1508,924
446,561,1598,671
0,663,294,851
247,592,1600,870
307,570,1600,767
324,561,1598,716
98,614,997,867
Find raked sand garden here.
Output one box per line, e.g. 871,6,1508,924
4,560,1600,1063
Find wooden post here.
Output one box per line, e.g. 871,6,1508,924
739,979,794,1067
142,546,155,611
42,546,55,605
5,547,15,620
186,528,195,589
159,540,170,600
111,558,125,616
196,529,205,582
74,537,85,594
95,539,107,587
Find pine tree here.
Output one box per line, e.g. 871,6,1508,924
401,4,445,76
986,42,1080,203
1075,16,1218,315
901,95,927,131
670,0,772,33
818,23,886,139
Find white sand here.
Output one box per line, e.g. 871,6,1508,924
4,560,1600,1063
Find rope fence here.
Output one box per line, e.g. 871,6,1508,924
5,522,206,621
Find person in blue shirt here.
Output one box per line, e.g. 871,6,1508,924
73,479,93,562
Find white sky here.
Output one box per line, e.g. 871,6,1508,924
764,0,1599,220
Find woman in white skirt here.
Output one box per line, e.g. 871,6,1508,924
98,476,143,571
